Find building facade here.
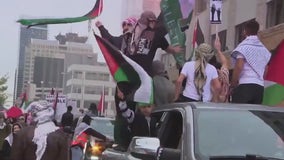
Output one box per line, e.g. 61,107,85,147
24,39,65,100
66,64,116,117
15,25,48,101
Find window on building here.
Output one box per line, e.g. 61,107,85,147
73,71,83,79
235,19,255,47
266,0,284,28
85,72,98,80
211,30,227,51
72,85,81,93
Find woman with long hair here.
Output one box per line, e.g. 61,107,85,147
175,43,221,102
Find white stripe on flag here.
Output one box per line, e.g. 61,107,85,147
121,53,153,104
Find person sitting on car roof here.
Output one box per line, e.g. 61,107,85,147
71,114,109,160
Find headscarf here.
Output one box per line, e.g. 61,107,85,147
27,100,59,160
122,17,137,27
5,122,24,146
194,43,215,100
130,11,156,54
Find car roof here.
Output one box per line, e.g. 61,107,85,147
154,102,284,113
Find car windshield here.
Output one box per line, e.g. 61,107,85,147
194,109,284,160
90,118,114,139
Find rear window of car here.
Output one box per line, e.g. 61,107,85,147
194,109,284,159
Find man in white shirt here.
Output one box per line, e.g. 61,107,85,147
231,20,271,104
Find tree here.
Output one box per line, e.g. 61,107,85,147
0,75,8,106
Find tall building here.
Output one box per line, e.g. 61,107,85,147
15,25,48,100
65,64,116,117
24,39,65,99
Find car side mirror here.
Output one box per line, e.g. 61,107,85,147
156,147,181,160
129,137,160,159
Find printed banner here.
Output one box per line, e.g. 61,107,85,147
46,94,67,122
210,0,222,24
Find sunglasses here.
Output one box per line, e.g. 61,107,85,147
122,22,133,27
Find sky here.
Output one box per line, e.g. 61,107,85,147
0,0,123,106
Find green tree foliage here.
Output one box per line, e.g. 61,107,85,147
0,75,8,106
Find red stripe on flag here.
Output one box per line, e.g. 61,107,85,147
95,35,120,76
86,0,103,18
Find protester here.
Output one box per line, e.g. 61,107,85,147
124,11,183,76
2,122,24,160
95,17,137,50
231,20,271,104
10,100,70,160
118,101,157,139
152,60,175,106
61,105,74,128
71,114,108,160
0,112,11,158
96,18,138,150
88,103,98,116
210,37,230,102
175,43,221,102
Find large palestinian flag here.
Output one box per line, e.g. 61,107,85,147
18,0,103,28
160,0,195,67
263,40,284,106
94,34,154,105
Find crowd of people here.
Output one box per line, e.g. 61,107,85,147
0,10,273,160
96,11,271,151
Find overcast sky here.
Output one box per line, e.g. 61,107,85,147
0,0,123,104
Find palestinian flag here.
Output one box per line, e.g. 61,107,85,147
160,0,195,67
94,34,154,105
263,40,284,106
20,92,29,112
17,0,103,28
188,18,205,61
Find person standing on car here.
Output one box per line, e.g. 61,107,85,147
71,114,108,160
175,43,221,102
61,105,74,128
231,20,271,104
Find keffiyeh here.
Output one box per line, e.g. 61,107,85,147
27,101,59,160
232,35,271,77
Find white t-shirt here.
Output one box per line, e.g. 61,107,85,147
236,54,264,86
181,61,218,102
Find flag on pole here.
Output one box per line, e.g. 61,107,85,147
263,40,284,106
188,18,205,61
97,86,105,116
20,92,29,112
159,0,195,67
53,91,59,111
17,0,103,28
94,34,154,105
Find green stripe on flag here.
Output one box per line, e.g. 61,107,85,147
114,68,129,82
263,83,284,106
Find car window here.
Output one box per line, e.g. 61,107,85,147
194,109,284,159
156,111,183,149
90,118,114,139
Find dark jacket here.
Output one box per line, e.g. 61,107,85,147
98,26,123,49
130,112,157,138
10,126,70,160
61,111,73,127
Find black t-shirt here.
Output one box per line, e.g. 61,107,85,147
126,28,169,76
